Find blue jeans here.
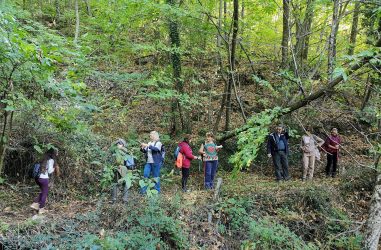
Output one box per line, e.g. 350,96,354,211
141,162,161,193
204,160,218,189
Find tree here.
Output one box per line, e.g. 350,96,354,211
167,0,186,133
293,0,316,75
348,1,361,55
74,0,80,44
281,0,290,69
224,0,239,132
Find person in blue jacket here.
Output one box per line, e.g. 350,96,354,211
267,125,291,182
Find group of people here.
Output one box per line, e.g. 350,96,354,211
136,131,222,194
267,125,341,182
29,126,341,213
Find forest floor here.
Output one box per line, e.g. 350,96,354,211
0,161,374,248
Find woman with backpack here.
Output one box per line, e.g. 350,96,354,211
300,126,324,181
177,134,200,192
30,148,60,214
140,131,163,194
199,132,223,189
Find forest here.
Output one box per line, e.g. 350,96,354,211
0,0,380,249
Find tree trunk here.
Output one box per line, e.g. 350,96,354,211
302,3,314,60
167,0,186,133
224,0,239,132
364,173,381,250
348,1,360,55
0,111,8,176
328,0,340,81
294,0,315,73
74,0,80,44
361,74,373,111
281,0,290,69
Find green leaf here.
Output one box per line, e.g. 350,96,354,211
34,145,43,154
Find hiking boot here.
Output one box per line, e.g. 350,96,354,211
30,202,39,210
38,208,48,214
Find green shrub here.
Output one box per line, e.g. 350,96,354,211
242,218,318,250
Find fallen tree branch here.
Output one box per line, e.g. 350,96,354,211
217,38,381,142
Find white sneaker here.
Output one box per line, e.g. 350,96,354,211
30,202,39,210
38,208,48,214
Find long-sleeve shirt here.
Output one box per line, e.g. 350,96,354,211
178,141,197,168
39,159,55,179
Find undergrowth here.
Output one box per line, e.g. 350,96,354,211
0,197,189,250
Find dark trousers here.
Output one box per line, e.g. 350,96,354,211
181,167,190,190
205,160,218,189
34,178,49,208
272,151,290,181
326,152,338,177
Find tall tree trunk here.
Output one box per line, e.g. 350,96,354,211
302,4,314,60
328,0,340,81
0,111,8,176
281,0,290,69
361,74,373,111
167,0,186,133
217,0,223,65
74,0,80,44
364,173,381,250
294,0,315,73
224,0,239,131
348,1,360,55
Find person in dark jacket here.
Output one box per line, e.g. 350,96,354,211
177,134,200,192
267,125,291,182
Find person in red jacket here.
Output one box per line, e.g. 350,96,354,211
178,134,201,192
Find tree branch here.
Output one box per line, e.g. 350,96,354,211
217,37,381,142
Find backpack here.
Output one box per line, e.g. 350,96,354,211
174,146,183,168
124,155,136,170
29,163,41,179
174,146,181,160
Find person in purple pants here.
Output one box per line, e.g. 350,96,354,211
30,148,60,214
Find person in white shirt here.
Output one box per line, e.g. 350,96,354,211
140,131,163,193
300,126,324,181
30,148,60,214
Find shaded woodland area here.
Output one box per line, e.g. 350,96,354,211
0,0,381,249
